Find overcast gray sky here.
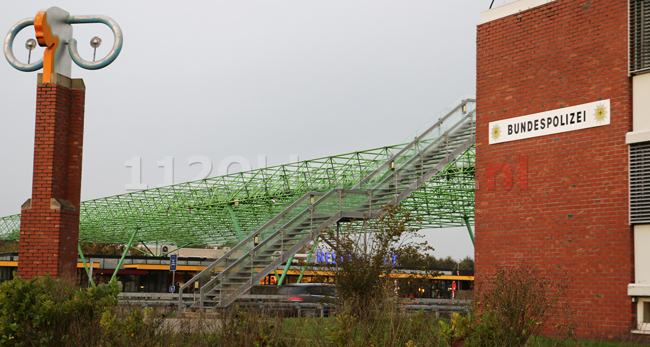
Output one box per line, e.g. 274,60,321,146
0,1,493,259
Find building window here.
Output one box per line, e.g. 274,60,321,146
630,0,650,74
634,298,650,333
629,142,650,223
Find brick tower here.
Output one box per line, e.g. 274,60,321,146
18,73,85,280
3,7,122,281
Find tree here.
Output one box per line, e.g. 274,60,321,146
0,241,18,253
319,205,436,313
437,256,458,270
459,255,474,271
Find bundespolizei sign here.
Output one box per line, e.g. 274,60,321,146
488,100,611,144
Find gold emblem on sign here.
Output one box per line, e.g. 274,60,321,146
491,124,501,141
594,104,608,123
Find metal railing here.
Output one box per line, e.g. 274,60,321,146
177,98,476,313
130,291,470,317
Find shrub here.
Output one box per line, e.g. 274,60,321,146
456,263,574,346
0,274,120,346
321,205,436,314
205,306,288,347
318,282,442,346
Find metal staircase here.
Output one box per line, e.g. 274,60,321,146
177,98,476,311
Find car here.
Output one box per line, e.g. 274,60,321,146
278,283,336,303
278,283,337,317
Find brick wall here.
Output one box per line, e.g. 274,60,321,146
18,74,85,280
476,0,635,338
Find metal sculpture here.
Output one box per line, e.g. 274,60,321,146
3,6,123,82
2,7,123,279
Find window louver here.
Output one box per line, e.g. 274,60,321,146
630,142,650,223
631,0,650,74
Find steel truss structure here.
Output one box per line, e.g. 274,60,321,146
0,100,475,249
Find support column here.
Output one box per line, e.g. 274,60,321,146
297,237,318,284
463,217,475,246
78,244,95,287
111,229,138,282
278,255,294,286
18,73,85,280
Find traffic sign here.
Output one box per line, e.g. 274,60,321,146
169,285,175,293
170,254,177,271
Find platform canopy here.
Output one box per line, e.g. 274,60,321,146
0,107,475,247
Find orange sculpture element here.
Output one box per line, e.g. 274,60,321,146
34,11,59,83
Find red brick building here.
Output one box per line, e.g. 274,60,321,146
476,0,650,338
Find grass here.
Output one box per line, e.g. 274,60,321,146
2,268,648,346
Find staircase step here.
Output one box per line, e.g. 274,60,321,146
180,106,475,311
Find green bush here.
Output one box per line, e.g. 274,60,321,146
316,284,442,346
0,274,120,346
207,306,288,347
321,205,436,315
469,264,574,346
99,307,169,347
0,268,587,346
436,264,575,347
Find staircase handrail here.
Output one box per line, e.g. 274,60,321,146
199,108,473,303
198,189,340,291
214,189,374,307
192,97,473,289
353,98,474,190
368,108,476,194
177,98,476,312
198,188,368,293
176,191,326,296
